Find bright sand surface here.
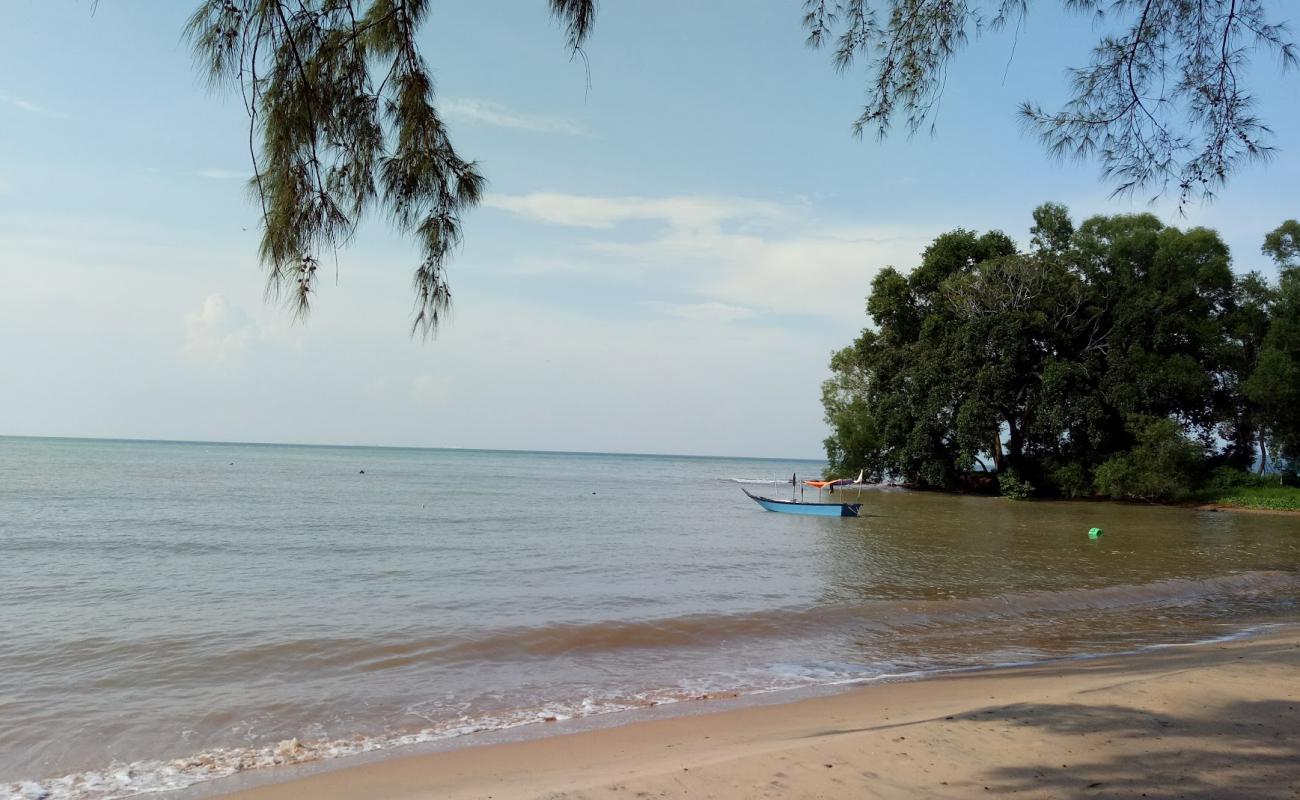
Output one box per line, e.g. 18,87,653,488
216,628,1300,800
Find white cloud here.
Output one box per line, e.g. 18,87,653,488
483,192,801,231
643,301,755,323
0,212,839,456
0,93,62,117
191,168,245,180
497,253,603,277
606,226,921,319
442,97,589,136
487,191,925,319
351,297,834,456
182,294,258,365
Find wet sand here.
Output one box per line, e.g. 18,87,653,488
217,628,1300,799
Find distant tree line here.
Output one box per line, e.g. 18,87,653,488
821,206,1300,500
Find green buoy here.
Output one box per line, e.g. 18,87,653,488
1088,527,1103,539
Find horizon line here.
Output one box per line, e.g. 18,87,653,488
0,433,826,463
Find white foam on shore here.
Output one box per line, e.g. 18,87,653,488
0,680,836,800
4,623,1286,800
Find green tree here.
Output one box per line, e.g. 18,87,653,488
822,334,885,477
1077,220,1236,439
826,230,1023,488
1220,271,1277,472
823,203,1249,497
1245,225,1300,468
1261,220,1300,268
942,251,1085,475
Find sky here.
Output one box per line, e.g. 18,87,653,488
2,1,1298,458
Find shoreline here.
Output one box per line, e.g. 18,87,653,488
208,626,1300,800
836,484,1300,515
1195,502,1300,516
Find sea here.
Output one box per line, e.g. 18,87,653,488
2,435,1297,799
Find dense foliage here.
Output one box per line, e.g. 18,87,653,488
822,206,1300,501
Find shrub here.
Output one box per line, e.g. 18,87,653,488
1209,486,1300,511
998,469,1035,500
1094,455,1140,498
1202,465,1271,493
1047,462,1092,499
1094,417,1205,501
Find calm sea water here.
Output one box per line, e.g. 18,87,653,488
2,436,1297,799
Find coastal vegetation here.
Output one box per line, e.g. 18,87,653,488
822,207,1300,505
185,1,1296,332
1197,485,1300,512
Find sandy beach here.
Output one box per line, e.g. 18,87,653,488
216,628,1300,800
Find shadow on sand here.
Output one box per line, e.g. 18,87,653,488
802,638,1299,798
953,640,1299,799
965,697,1298,798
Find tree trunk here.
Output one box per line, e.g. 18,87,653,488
1006,418,1023,464
1224,418,1255,472
992,434,1005,471
1258,429,1269,476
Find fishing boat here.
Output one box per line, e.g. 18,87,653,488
742,488,862,517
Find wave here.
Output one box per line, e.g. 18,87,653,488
395,570,1296,663
24,572,1293,683
6,571,1294,800
0,698,651,800
1,672,885,800
6,618,1289,800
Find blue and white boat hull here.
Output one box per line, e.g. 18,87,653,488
742,488,861,517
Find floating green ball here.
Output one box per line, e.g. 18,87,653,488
1088,527,1103,539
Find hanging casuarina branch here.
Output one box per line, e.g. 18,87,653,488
803,0,1295,204
186,0,595,336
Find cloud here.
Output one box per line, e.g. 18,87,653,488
182,294,258,365
191,168,245,180
483,193,801,231
643,301,755,323
442,97,589,136
0,93,62,117
605,226,922,319
487,191,926,319
353,297,835,456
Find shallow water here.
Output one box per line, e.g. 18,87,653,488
1,436,1297,799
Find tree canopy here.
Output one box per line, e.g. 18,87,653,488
1245,224,1300,468
822,206,1300,499
190,1,1295,332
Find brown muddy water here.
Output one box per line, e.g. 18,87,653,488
1,437,1296,799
